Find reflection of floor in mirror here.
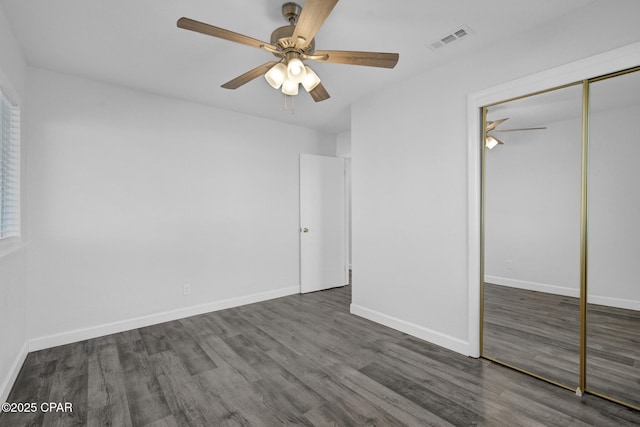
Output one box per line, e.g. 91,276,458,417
483,282,640,409
483,282,581,387
586,301,640,408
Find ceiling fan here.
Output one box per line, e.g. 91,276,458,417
177,0,399,102
485,118,547,149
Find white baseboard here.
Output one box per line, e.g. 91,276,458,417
484,275,579,298
28,286,299,352
0,341,28,403
485,275,640,311
587,294,640,311
350,304,471,356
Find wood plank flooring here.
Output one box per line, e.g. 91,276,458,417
483,282,640,410
483,283,581,387
586,301,640,408
2,285,640,426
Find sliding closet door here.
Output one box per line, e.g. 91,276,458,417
482,84,583,388
586,69,640,409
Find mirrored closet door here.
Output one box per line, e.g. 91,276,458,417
587,69,640,408
482,84,583,389
482,66,640,411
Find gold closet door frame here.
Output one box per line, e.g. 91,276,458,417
480,66,640,412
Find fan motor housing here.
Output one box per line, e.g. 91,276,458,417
270,25,315,54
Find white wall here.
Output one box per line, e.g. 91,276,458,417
26,67,335,348
589,102,640,308
350,1,640,355
485,113,582,296
336,130,352,269
0,2,28,403
0,249,27,402
484,93,640,311
0,4,25,98
336,131,351,159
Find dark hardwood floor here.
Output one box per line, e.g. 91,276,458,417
484,282,640,410
586,300,640,408
483,283,581,388
3,285,640,426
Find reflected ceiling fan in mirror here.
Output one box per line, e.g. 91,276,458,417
485,118,547,149
177,1,399,103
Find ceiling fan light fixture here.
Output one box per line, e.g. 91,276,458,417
301,65,321,92
282,79,299,96
265,62,287,89
287,57,306,83
176,0,399,104
485,135,501,150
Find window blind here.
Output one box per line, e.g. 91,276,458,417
0,88,20,239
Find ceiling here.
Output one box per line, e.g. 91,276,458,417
1,0,595,134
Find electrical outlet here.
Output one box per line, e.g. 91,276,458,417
183,284,191,296
506,259,513,270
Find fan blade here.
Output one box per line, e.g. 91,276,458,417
177,17,278,52
291,0,339,49
309,82,330,102
486,118,509,132
221,61,280,89
494,127,547,132
310,50,399,68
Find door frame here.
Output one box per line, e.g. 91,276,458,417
466,41,640,358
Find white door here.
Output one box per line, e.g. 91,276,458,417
300,154,347,293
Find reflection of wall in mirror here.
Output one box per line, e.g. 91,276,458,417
484,103,640,311
485,114,582,297
588,103,640,310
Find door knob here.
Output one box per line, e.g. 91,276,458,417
302,228,309,233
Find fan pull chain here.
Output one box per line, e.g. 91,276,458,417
283,94,296,115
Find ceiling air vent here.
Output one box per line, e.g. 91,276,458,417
429,25,473,50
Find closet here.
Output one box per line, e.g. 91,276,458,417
481,67,640,410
